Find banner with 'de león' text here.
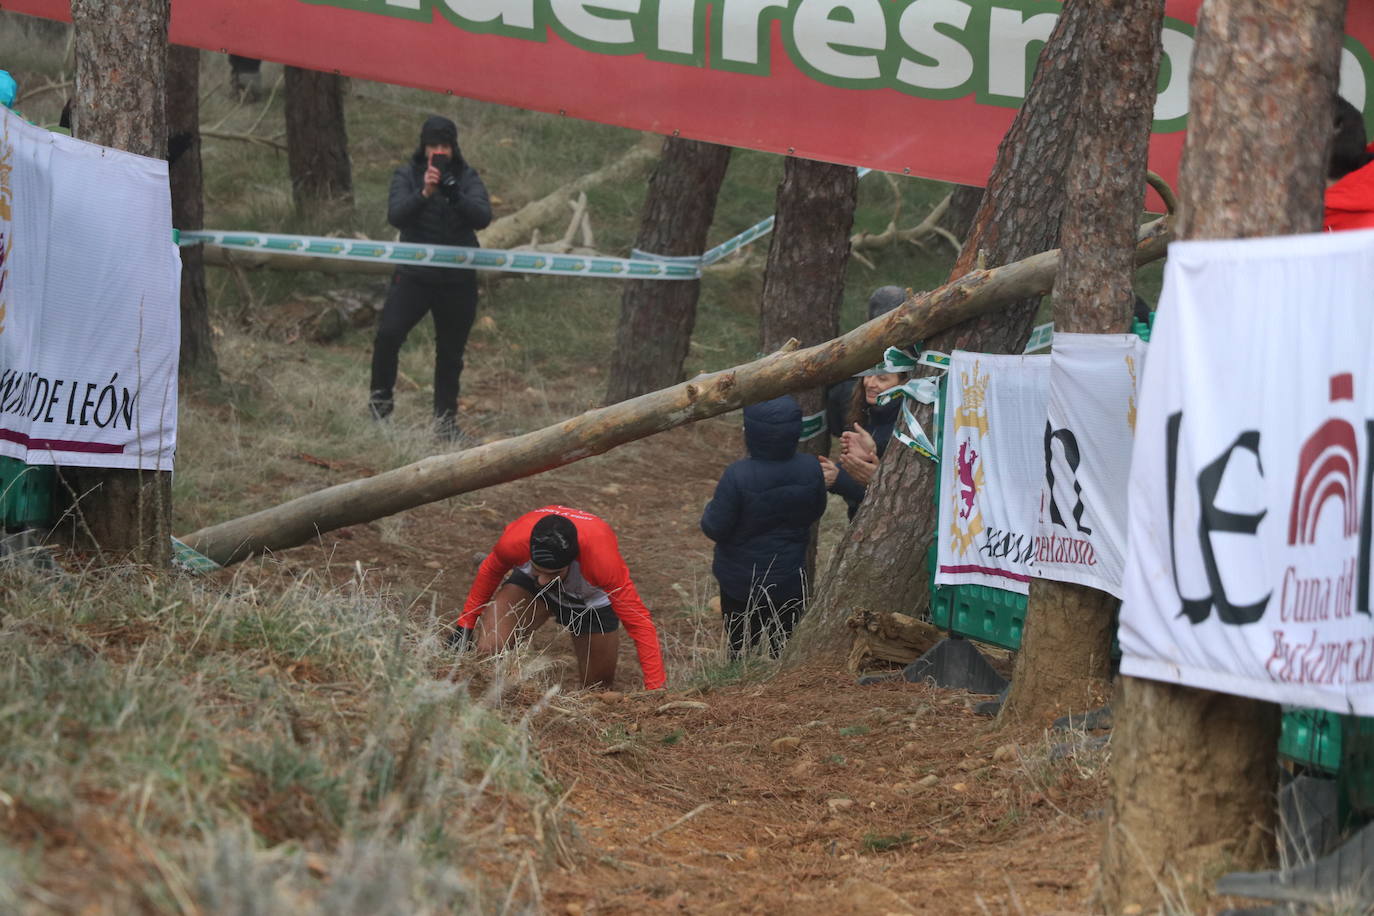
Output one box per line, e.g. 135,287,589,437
6,0,1374,195
1121,231,1374,716
1030,333,1147,599
0,107,180,471
936,351,1048,595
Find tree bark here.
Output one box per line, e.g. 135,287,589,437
166,44,218,384
1098,1,1346,911
759,157,857,585
938,184,983,243
283,66,352,217
603,137,730,404
759,156,857,449
64,0,172,567
182,219,1170,566
784,0,1090,670
998,0,1165,729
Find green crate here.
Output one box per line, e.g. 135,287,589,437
0,456,56,529
1340,715,1374,820
927,546,1027,651
1279,706,1344,775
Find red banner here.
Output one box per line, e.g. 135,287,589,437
5,0,1373,193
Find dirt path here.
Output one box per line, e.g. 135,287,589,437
262,416,1113,914
532,670,1108,916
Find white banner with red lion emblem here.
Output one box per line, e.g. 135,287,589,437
1030,333,1148,599
935,351,1050,595
1122,231,1374,715
0,107,179,470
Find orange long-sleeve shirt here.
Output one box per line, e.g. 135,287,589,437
457,506,666,690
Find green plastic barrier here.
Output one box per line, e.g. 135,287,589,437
0,456,55,529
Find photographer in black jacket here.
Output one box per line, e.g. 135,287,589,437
369,115,493,441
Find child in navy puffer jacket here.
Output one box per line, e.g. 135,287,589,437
700,395,828,657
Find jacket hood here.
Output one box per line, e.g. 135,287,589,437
743,396,802,461
1326,156,1374,231
412,115,462,165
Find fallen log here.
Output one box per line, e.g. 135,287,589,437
845,608,945,671
182,218,1171,566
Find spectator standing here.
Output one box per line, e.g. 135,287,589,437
820,363,910,520
369,115,492,441
700,396,828,657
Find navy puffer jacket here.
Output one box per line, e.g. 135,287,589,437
700,396,828,601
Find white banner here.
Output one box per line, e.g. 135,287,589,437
0,108,179,471
936,351,1049,595
1121,230,1374,715
1031,333,1148,599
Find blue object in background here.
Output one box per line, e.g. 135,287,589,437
0,70,17,109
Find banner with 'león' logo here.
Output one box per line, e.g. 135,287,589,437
1030,333,1147,599
1122,231,1374,715
935,351,1049,595
0,107,180,471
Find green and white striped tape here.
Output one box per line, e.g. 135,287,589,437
171,536,221,573
869,345,949,463
799,410,826,442
182,230,703,280
183,168,876,282
1023,322,1054,353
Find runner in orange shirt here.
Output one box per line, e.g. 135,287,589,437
453,506,666,690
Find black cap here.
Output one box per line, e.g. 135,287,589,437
867,286,907,321
530,515,578,569
420,114,458,149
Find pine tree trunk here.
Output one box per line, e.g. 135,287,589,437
759,157,857,585
284,66,352,217
784,0,1090,669
1098,0,1346,910
938,184,982,243
65,0,172,567
167,44,218,384
998,0,1165,729
760,157,857,452
603,137,730,404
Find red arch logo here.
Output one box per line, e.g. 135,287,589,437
1288,373,1360,545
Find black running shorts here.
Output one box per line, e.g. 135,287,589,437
504,568,621,636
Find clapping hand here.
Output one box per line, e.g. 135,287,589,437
818,455,839,487
839,423,880,485
840,423,877,462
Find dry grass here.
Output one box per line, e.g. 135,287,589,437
0,558,563,912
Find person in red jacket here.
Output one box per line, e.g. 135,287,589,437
1325,96,1374,232
452,506,666,690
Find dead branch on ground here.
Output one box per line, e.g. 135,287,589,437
845,608,945,671
850,189,962,267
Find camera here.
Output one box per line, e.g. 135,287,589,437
429,152,460,194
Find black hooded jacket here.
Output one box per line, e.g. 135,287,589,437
387,115,493,285
700,397,827,600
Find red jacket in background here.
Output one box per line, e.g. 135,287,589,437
458,505,666,690
1325,148,1374,232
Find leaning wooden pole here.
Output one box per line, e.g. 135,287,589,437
183,220,1170,566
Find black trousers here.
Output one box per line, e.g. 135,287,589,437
720,585,804,659
369,271,478,417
